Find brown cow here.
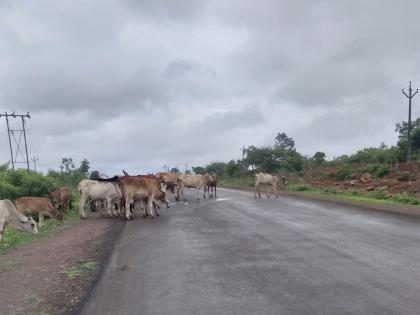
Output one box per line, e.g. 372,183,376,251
118,176,169,220
49,187,70,213
204,173,218,198
15,197,64,227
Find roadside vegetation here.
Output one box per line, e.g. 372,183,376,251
192,117,420,208
0,157,90,252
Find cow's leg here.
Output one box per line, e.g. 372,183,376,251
175,185,180,201
179,185,186,201
267,186,270,199
214,185,217,198
255,182,261,198
196,187,200,201
39,212,44,227
274,183,278,198
0,218,6,241
125,197,133,220
154,201,160,216
148,196,155,218
141,199,147,218
79,194,88,219
106,198,114,218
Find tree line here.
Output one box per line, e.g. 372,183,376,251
192,118,420,178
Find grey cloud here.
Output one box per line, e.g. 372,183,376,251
1,0,419,173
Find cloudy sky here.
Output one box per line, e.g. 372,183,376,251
1,0,420,174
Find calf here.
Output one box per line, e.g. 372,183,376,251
49,186,70,213
0,199,38,241
15,197,64,227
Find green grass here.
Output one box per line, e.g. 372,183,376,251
0,209,79,253
62,259,98,280
23,293,44,305
218,176,254,189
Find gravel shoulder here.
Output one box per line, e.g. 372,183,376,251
0,214,125,315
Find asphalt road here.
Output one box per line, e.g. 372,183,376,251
80,188,420,315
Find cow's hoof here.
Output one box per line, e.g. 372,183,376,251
143,214,147,218
156,213,160,216
151,216,155,219
80,216,87,219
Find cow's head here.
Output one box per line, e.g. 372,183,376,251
14,215,38,235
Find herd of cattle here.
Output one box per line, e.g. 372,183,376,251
0,171,284,242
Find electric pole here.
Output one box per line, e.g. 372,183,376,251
402,82,418,161
32,156,39,172
0,112,31,170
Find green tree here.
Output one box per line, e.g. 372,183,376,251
275,132,295,150
225,160,240,176
60,158,75,173
79,158,90,175
312,152,326,166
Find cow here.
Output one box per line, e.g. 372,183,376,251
156,172,180,197
176,174,206,201
204,173,218,198
15,197,64,227
78,179,122,219
254,172,280,199
0,199,38,241
117,176,169,220
49,187,70,213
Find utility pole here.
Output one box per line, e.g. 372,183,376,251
402,82,418,161
0,112,31,170
32,156,39,172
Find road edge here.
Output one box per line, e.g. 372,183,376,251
74,220,127,315
221,186,420,218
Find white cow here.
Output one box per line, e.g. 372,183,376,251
0,199,38,241
254,173,279,199
176,174,206,201
78,179,122,219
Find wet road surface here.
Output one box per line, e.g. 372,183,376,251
81,188,420,315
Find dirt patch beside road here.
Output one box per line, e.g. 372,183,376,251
0,214,125,315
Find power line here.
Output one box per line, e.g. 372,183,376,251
402,82,418,161
0,112,31,170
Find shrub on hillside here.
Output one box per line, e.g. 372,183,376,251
336,166,353,180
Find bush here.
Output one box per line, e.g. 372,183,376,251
336,166,353,180
359,164,390,178
392,193,420,205
368,187,388,200
375,166,390,178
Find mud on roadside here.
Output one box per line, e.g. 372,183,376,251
0,214,125,315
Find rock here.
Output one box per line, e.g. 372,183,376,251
349,179,359,186
365,186,375,192
360,173,373,183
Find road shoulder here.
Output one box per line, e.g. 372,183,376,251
0,214,125,315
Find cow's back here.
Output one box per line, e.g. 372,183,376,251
15,197,54,212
